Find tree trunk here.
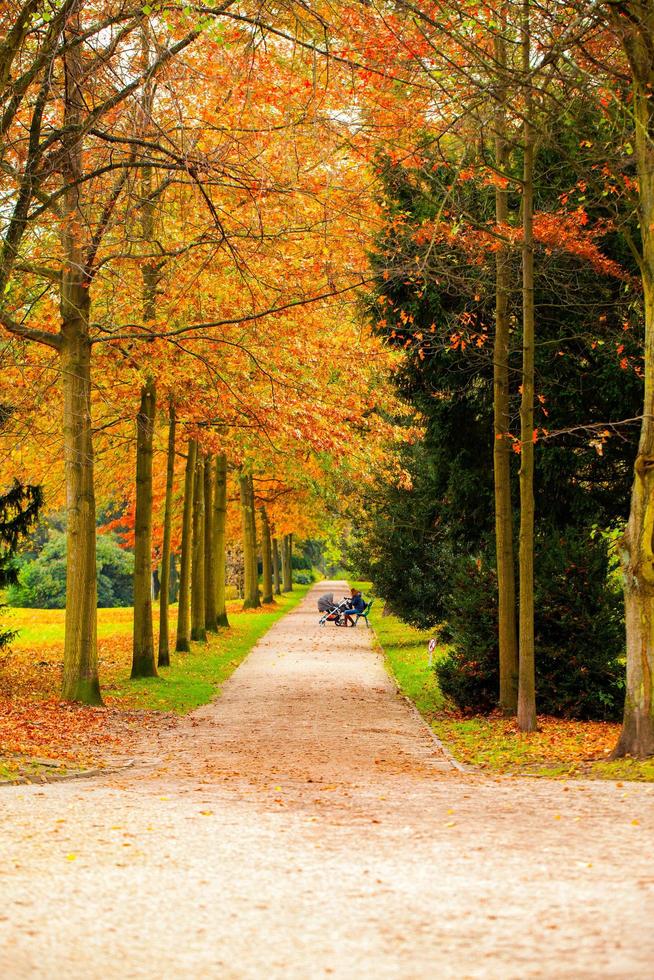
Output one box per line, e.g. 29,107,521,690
204,453,218,632
282,533,293,592
260,506,274,604
60,20,101,705
610,15,654,757
191,452,207,641
169,551,178,603
239,471,261,609
131,378,157,678
517,0,537,733
60,317,101,704
132,40,158,679
158,400,175,668
175,438,196,652
272,536,281,595
213,453,229,628
493,16,518,714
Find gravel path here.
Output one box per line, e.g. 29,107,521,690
1,581,653,979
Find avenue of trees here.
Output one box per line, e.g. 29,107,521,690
2,0,654,758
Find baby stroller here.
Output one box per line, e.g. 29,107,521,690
317,592,349,626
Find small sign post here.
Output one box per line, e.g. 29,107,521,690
427,638,437,667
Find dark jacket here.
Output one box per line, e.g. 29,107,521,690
349,593,366,613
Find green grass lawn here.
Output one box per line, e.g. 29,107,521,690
2,605,135,646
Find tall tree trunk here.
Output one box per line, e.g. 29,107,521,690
175,438,196,652
131,377,157,678
239,471,260,609
60,15,101,705
191,452,207,641
272,536,281,595
158,400,175,668
204,453,218,632
60,315,101,704
493,15,518,714
131,25,158,680
260,506,274,604
610,13,654,757
517,0,537,733
282,533,293,592
213,453,229,628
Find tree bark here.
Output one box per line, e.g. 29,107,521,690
272,536,281,596
131,377,157,678
204,453,218,632
175,438,196,652
213,453,229,628
59,16,101,705
282,533,293,592
517,0,537,733
191,452,207,641
609,10,654,757
239,471,261,609
60,315,101,704
493,15,518,714
260,506,274,604
132,33,158,679
158,400,175,668
169,551,178,603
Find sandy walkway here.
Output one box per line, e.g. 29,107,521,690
1,581,653,979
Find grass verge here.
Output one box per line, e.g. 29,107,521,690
352,580,654,782
107,587,310,713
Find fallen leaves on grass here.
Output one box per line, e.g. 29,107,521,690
432,713,622,777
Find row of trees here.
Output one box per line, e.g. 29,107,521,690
4,1,654,757
0,1,400,703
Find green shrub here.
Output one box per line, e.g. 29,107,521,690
435,530,625,721
8,530,134,608
292,571,313,585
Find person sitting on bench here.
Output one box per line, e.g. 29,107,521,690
341,588,366,627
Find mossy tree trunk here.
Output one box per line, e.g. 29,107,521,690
131,377,157,678
131,27,158,680
517,0,537,733
282,533,293,592
213,453,229,628
204,453,218,632
493,16,518,715
158,400,175,668
191,452,207,641
60,311,101,704
272,536,281,596
610,6,654,757
260,506,274,604
60,24,101,705
239,471,261,609
175,438,196,652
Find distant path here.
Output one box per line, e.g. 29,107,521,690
1,581,653,978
